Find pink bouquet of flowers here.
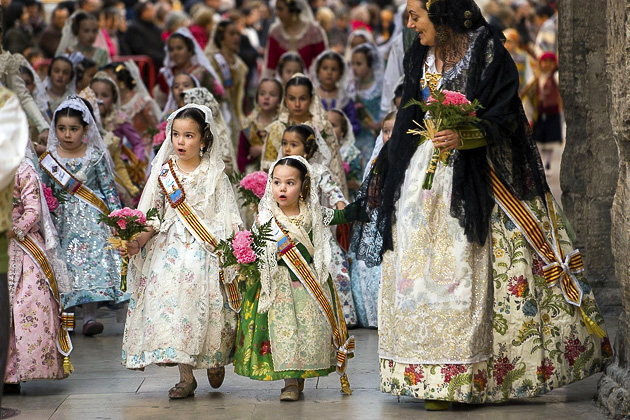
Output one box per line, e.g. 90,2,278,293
42,183,59,213
406,89,482,189
152,121,169,152
216,220,272,284
231,171,268,207
98,207,159,291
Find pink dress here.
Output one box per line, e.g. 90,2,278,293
4,163,65,383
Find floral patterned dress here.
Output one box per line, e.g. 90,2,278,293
42,149,125,308
5,162,65,383
122,156,242,369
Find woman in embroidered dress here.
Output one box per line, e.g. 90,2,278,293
106,62,162,156
208,19,248,152
310,50,360,136
41,95,125,336
121,104,242,399
56,12,110,69
154,27,224,110
349,42,384,166
4,126,72,392
353,0,611,410
262,0,327,79
261,74,348,198
233,156,355,401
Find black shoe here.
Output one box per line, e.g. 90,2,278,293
3,383,21,394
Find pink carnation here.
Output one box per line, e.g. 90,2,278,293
117,219,127,230
240,171,268,199
152,121,168,147
41,183,59,212
232,230,257,264
343,161,350,174
441,90,471,106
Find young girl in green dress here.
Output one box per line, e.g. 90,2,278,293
233,156,354,401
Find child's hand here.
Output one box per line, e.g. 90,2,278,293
125,240,141,257
336,202,347,210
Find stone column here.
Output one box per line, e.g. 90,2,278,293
596,1,630,418
558,1,619,313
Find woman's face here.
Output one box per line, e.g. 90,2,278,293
280,61,303,85
223,23,241,52
281,131,307,158
257,80,281,112
272,164,303,212
317,58,341,90
275,1,292,26
172,74,195,107
91,80,115,116
78,18,99,47
327,110,343,143
407,0,436,46
50,60,73,92
285,85,312,121
171,117,204,163
168,37,194,69
56,116,87,151
351,51,371,81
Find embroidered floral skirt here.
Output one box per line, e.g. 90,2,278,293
233,275,337,381
379,206,612,403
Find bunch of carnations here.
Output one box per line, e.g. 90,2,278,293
406,89,482,189
41,183,59,213
98,207,159,291
216,220,272,285
230,171,268,207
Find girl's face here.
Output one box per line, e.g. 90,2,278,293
285,85,311,121
317,58,341,89
172,74,195,107
272,164,303,212
21,73,34,95
280,61,303,85
168,37,193,69
257,80,281,112
171,117,203,163
91,80,115,116
78,18,99,47
407,0,436,46
382,119,395,144
327,110,344,143
281,131,307,158
223,23,241,52
351,51,371,81
50,60,73,92
77,66,97,92
56,116,87,151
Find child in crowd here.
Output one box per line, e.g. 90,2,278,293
161,72,199,120
45,56,74,115
311,50,360,135
74,56,97,93
328,109,362,199
122,104,242,399
40,95,125,336
57,12,110,69
276,52,304,86
234,156,354,401
238,78,282,173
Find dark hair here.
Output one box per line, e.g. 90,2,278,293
79,97,97,122
168,33,195,53
105,62,136,90
48,56,75,79
91,76,118,104
173,107,213,153
535,5,554,18
213,20,237,49
315,51,345,79
277,52,304,76
352,44,374,68
273,157,311,198
71,12,98,36
394,82,404,99
329,108,348,138
135,1,150,18
54,106,88,127
284,75,313,98
75,57,97,83
4,2,25,30
422,0,484,34
255,78,283,104
18,65,34,81
278,0,301,15
284,124,317,160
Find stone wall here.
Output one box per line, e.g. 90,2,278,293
596,1,630,418
558,1,619,314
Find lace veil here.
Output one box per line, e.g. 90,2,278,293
348,41,384,100
256,155,334,313
161,72,201,121
124,60,163,121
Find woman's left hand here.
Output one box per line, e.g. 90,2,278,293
432,129,461,152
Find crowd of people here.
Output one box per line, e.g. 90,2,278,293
0,0,612,412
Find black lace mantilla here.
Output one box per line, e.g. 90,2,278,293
352,24,549,267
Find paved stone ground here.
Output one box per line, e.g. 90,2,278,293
4,142,611,420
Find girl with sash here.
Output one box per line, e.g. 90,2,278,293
234,156,355,401
40,95,125,336
121,104,243,399
4,118,73,393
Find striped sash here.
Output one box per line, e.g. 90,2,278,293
158,159,241,312
39,151,109,215
489,168,606,338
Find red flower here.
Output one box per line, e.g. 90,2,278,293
493,356,515,385
259,340,270,356
531,257,545,277
536,358,555,382
564,335,586,366
404,364,424,385
473,369,487,391
441,364,466,383
507,275,529,297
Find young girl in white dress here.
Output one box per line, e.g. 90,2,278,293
122,104,243,399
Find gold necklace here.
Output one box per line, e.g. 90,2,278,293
288,213,304,227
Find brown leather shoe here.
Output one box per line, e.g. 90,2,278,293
168,378,197,399
207,366,225,389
